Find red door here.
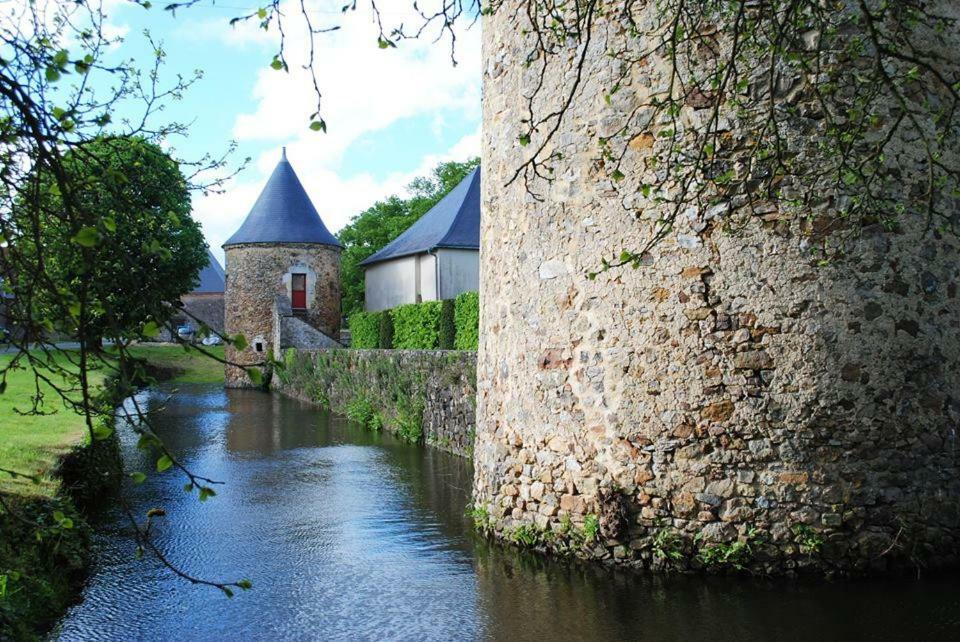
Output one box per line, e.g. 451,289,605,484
291,273,306,309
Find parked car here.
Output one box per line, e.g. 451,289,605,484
201,335,223,346
176,324,195,341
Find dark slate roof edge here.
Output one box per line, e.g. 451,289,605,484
192,249,226,293
222,240,343,248
359,243,478,267
358,167,480,267
435,169,482,249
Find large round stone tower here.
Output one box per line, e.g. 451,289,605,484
223,149,342,388
475,3,959,575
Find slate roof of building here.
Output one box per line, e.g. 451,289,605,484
223,149,342,248
192,249,225,294
359,166,480,267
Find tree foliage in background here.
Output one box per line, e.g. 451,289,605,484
337,158,480,316
15,137,208,345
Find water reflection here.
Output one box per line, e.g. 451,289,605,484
52,385,960,641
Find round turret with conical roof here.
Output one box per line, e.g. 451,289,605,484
223,148,342,387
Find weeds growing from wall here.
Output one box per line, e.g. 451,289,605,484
275,349,471,451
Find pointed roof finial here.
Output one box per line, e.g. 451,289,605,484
281,146,287,161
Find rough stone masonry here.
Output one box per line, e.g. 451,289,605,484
474,2,960,575
224,243,340,387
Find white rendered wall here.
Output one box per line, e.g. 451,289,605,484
437,249,479,300
364,250,478,311
364,256,417,311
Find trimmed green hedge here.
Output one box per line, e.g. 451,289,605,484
392,301,442,349
349,311,381,348
454,291,479,350
349,292,479,350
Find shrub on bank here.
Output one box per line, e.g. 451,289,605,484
348,311,381,348
391,301,442,349
454,291,479,350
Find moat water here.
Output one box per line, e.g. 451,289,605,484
52,385,959,641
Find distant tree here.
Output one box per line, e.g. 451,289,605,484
338,158,480,316
14,137,208,346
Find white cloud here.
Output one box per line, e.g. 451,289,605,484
187,0,482,263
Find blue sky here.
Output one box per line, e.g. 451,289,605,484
98,1,481,262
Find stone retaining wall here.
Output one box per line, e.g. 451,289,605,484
274,349,477,457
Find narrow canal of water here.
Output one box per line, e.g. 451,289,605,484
52,385,959,641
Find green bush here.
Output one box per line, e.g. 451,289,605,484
454,291,479,350
349,311,381,348
378,311,394,349
391,301,442,349
439,299,456,349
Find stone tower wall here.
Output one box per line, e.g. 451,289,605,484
475,4,960,574
224,243,340,387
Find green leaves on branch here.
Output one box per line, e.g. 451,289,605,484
142,320,161,338
93,423,113,440
246,367,264,386
156,454,173,473
71,226,100,247
52,510,74,530
232,334,248,351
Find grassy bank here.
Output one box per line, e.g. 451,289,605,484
0,344,223,497
0,343,224,639
125,343,226,384
0,353,106,497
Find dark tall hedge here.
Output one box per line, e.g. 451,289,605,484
439,299,456,349
378,311,394,349
454,291,479,350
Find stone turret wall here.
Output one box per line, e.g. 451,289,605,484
224,243,341,387
475,4,960,574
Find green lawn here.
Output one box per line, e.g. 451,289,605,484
125,343,226,385
0,344,225,497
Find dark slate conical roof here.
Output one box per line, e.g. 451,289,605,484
192,249,225,294
223,149,342,248
359,166,480,266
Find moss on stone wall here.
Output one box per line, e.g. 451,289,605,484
276,348,476,457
